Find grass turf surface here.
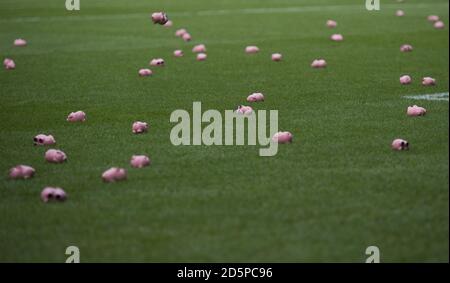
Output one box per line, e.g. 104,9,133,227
0,0,448,262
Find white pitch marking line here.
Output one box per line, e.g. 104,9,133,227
403,92,449,102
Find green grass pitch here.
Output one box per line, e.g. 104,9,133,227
0,0,448,262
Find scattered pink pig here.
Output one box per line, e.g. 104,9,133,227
151,12,169,25
271,53,282,61
272,131,293,144
434,21,445,29
400,44,413,52
196,53,207,61
149,58,164,66
182,33,192,42
399,75,412,85
235,105,253,115
9,165,35,179
407,105,426,116
53,188,67,201
130,155,151,168
326,20,337,28
311,59,327,68
41,187,67,203
245,46,260,54
67,111,86,122
173,50,184,57
392,139,409,151
175,28,187,37
41,187,55,202
330,34,344,41
396,10,405,17
14,38,27,47
34,134,56,146
3,58,15,70
428,15,440,22
247,92,265,102
163,20,173,27
139,68,152,77
45,149,67,163
102,167,127,182
132,121,148,134
192,44,206,53
422,77,436,86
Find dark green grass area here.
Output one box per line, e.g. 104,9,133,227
0,0,448,262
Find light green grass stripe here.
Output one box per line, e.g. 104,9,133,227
0,2,447,23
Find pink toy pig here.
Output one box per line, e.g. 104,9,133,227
192,44,206,53
174,50,184,57
427,15,439,22
396,10,405,17
102,167,127,182
400,44,413,52
407,105,426,116
67,111,86,122
326,20,337,28
53,188,67,201
41,187,55,202
235,105,253,115
427,15,439,23
34,134,56,146
149,58,164,66
196,53,207,61
139,68,152,76
41,187,67,202
434,21,445,29
247,93,265,102
392,139,409,151
399,75,412,85
151,12,169,25
9,165,35,179
14,39,27,47
422,77,436,86
245,46,260,54
45,149,67,163
272,131,293,144
330,34,343,41
311,59,327,68
182,33,191,42
132,121,148,134
3,58,15,70
175,29,187,37
130,155,151,168
271,53,282,61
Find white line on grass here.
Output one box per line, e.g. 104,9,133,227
403,92,449,102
